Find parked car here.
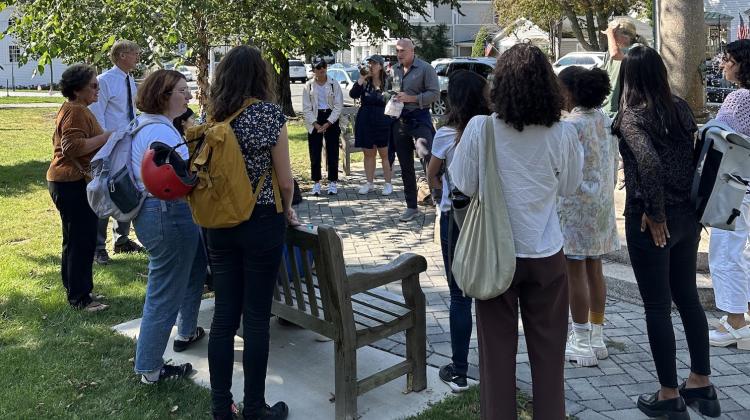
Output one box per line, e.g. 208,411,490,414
327,67,360,106
176,65,195,82
552,52,606,75
430,57,496,115
289,59,307,83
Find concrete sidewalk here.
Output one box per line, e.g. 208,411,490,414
292,161,750,419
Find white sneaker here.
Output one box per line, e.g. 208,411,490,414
590,323,609,359
709,316,750,350
358,183,372,195
565,329,598,367
311,182,321,196
382,183,393,196
327,182,338,195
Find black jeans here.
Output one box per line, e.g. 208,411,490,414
439,211,473,376
308,109,340,182
48,180,98,308
206,205,286,418
625,210,710,388
392,118,433,209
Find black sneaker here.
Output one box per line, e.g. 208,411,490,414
140,362,193,384
439,363,469,393
245,401,288,420
114,240,145,254
94,249,110,265
173,326,206,352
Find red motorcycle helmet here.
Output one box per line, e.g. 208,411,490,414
141,141,197,200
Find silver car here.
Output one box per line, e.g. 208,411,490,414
327,67,361,107
552,52,606,75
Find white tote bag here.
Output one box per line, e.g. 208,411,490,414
452,116,516,300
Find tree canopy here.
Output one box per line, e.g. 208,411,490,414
1,0,461,114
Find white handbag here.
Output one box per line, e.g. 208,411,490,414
452,116,516,300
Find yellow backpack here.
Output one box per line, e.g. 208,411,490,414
185,99,282,228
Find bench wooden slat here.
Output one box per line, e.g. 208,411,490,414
300,248,320,318
357,360,412,396
286,244,308,312
355,314,414,348
278,265,294,306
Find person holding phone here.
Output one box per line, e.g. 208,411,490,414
350,54,394,196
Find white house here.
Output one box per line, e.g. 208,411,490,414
0,6,69,89
348,0,499,63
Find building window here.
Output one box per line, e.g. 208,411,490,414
8,45,20,63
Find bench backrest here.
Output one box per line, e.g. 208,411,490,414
273,225,353,339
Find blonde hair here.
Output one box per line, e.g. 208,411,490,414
109,40,140,64
610,18,648,46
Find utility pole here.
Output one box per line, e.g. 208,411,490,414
659,0,707,119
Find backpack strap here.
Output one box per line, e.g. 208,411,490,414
690,125,719,208
271,169,283,213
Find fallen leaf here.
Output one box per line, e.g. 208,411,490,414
170,405,179,413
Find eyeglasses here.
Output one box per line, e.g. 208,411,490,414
721,54,735,64
167,87,191,96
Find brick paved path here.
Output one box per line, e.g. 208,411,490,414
294,163,750,419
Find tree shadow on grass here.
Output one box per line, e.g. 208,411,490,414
0,160,49,197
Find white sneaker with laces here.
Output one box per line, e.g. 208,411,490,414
590,323,609,359
327,182,338,195
358,183,372,195
311,182,321,196
709,316,750,350
565,329,598,367
382,183,393,196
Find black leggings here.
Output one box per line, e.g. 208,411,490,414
206,206,285,418
625,210,710,388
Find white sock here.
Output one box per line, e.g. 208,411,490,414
175,333,192,341
572,322,591,334
143,367,162,382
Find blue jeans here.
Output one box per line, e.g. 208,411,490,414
133,198,206,373
439,210,473,376
206,205,286,418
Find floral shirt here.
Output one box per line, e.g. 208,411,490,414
558,107,620,256
230,102,286,205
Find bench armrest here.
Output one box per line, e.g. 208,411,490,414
347,253,427,295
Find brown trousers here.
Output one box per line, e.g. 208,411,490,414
476,249,568,420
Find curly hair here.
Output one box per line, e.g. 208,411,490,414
60,64,97,100
726,39,750,89
445,69,490,142
208,45,272,122
491,44,563,131
558,66,611,109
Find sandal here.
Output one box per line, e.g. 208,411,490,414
709,316,750,350
82,301,109,312
173,326,206,352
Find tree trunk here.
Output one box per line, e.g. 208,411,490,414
561,3,594,51
193,9,210,115
270,49,295,117
584,6,600,51
659,0,706,118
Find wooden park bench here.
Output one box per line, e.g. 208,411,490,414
271,224,428,420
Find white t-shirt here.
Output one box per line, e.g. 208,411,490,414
131,114,188,191
430,126,458,213
448,114,584,258
315,82,330,111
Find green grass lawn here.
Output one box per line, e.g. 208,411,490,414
0,96,66,105
0,107,508,419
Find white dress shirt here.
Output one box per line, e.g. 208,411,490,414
449,114,584,258
131,114,187,191
89,65,138,132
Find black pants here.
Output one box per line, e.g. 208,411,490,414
48,180,98,308
206,206,286,418
392,118,433,209
625,210,710,388
308,109,340,182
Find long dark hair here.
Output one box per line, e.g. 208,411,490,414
612,45,679,138
208,45,272,122
726,39,750,88
491,43,563,131
445,69,490,142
